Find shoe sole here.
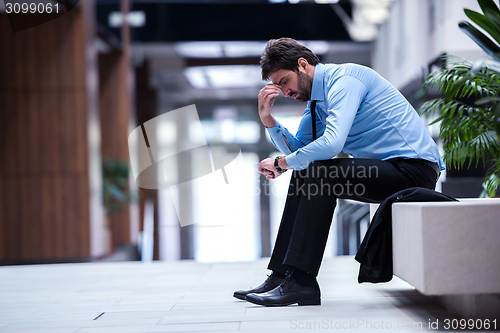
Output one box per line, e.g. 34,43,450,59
246,297,321,307
233,293,246,300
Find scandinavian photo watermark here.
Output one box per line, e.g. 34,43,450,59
128,104,384,225
254,161,379,199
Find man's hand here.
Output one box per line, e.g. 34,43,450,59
258,158,280,180
258,84,281,128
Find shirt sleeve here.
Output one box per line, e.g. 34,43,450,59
265,118,306,155
285,75,368,170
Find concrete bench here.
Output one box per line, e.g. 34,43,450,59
369,198,500,320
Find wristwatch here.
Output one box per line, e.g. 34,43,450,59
274,156,287,174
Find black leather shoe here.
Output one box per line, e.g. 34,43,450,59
245,275,321,306
233,273,283,300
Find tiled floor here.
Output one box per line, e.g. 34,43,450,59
0,257,460,332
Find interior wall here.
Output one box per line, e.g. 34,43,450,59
0,2,100,263
372,0,484,89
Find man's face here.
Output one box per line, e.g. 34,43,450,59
269,69,313,103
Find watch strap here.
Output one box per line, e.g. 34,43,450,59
274,156,285,174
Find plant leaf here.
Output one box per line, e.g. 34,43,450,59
476,95,500,104
484,8,500,41
459,21,500,60
495,102,500,140
484,159,500,196
445,77,467,102
478,0,500,16
465,9,500,45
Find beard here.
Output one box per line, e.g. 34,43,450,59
289,71,313,102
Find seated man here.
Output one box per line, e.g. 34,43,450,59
233,38,444,307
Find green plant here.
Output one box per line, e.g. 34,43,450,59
418,0,500,197
102,158,134,217
419,56,500,197
457,0,500,140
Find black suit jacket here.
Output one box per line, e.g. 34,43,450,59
354,187,457,283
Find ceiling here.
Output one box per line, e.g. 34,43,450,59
96,1,352,42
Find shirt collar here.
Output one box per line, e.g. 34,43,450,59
310,63,325,101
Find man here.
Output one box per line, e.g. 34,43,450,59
233,38,444,307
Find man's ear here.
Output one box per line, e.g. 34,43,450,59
297,57,309,72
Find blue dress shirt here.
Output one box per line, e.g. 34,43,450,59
267,63,445,171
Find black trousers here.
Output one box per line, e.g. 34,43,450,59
267,157,439,276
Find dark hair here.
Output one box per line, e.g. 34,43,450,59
260,38,321,81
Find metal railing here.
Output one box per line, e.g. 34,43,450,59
336,199,370,255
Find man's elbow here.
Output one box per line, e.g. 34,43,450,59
324,148,342,161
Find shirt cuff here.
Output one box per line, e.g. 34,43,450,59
285,151,307,170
